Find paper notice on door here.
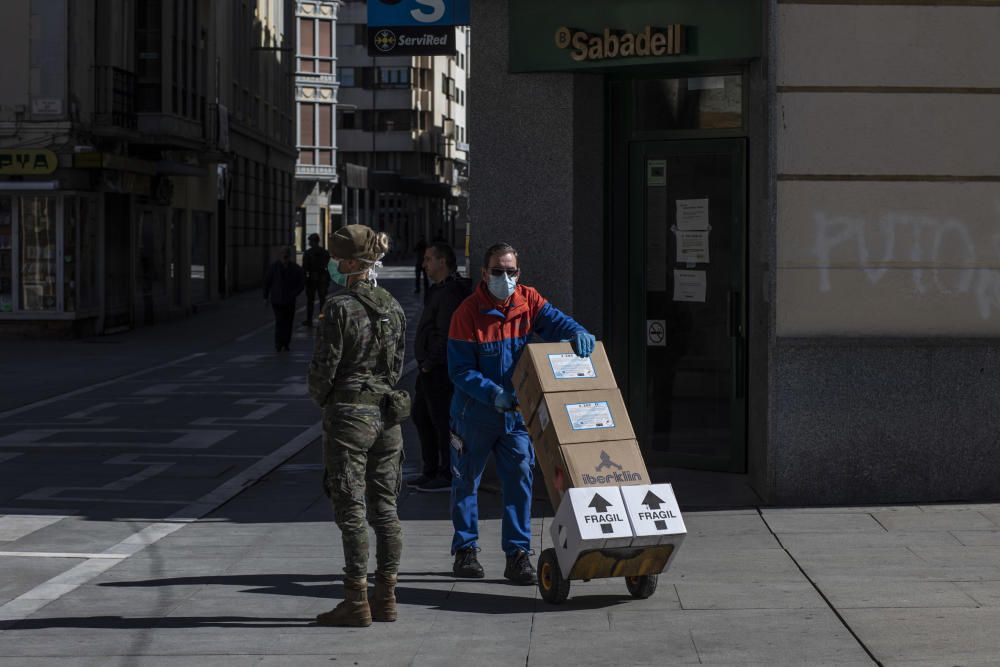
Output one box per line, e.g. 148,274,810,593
565,402,616,431
673,270,707,302
548,353,597,379
675,230,710,264
676,199,709,231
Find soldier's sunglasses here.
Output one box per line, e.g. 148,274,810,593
488,268,520,277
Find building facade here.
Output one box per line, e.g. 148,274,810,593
0,0,296,336
294,0,342,251
336,0,469,257
473,0,1000,504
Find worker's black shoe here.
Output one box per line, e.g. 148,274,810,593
453,548,485,579
504,550,537,585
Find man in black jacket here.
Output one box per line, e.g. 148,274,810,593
263,247,305,352
410,242,472,492
302,233,331,326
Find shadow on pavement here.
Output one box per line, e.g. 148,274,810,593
79,572,634,619
7,616,315,630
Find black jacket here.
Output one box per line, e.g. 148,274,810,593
263,260,305,306
303,245,331,281
415,273,472,371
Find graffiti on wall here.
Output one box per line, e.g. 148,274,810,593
813,209,1000,319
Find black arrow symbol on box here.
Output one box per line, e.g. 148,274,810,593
589,493,612,513
642,490,664,510
589,493,614,534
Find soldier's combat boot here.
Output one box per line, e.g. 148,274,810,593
371,571,397,622
316,577,372,627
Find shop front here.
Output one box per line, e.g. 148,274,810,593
0,149,219,337
497,0,765,474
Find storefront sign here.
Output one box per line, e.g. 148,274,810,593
0,149,58,176
510,0,761,73
367,0,468,56
368,25,456,56
555,25,685,63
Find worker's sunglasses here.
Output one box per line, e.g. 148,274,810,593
488,267,520,277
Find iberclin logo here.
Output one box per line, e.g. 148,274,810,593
582,450,643,484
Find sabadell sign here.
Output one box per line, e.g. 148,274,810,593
554,25,685,62
508,0,761,73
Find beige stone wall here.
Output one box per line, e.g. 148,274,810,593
775,3,1000,335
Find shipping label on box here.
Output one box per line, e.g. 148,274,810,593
620,484,687,547
566,401,615,430
547,353,597,379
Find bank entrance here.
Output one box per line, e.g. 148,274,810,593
609,75,748,472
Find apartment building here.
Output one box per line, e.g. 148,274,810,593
294,0,342,250
336,0,469,257
0,0,296,336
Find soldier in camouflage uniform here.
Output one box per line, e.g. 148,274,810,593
307,224,408,628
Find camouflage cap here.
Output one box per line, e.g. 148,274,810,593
331,224,378,260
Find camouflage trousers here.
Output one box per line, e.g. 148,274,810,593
322,403,404,580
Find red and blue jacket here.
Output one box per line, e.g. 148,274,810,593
447,281,587,431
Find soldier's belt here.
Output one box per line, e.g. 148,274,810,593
330,390,384,406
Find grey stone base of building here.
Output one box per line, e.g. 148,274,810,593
770,338,1000,505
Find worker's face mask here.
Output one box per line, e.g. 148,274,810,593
486,270,518,301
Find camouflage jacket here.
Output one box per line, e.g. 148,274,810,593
307,280,406,407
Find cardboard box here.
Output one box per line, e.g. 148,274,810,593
550,486,634,575
513,342,617,425
528,388,635,450
535,439,650,506
550,485,683,579
619,483,687,553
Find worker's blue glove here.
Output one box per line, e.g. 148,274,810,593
494,390,517,413
571,332,596,358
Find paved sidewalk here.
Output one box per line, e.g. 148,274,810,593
1,266,999,664
3,437,1000,665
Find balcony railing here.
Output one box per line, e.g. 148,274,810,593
93,66,136,130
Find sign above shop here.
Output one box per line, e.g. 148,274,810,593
510,0,761,73
367,0,468,56
555,25,685,63
0,149,58,176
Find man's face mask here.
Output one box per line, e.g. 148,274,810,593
486,267,518,301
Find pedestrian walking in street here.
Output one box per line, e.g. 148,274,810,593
307,224,410,628
410,242,472,493
302,233,331,326
447,242,595,585
263,247,305,352
413,236,429,294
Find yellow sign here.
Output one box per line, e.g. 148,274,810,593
0,149,58,175
554,25,685,63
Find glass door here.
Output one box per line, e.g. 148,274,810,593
628,139,746,471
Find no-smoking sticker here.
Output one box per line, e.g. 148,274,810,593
647,319,666,346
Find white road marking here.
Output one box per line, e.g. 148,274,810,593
0,421,322,627
0,353,207,421
0,515,69,541
191,398,287,426
18,454,178,505
0,429,236,450
0,551,127,559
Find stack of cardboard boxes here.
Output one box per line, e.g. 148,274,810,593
514,341,686,585
513,342,649,505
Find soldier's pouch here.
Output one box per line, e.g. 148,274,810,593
382,389,412,427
